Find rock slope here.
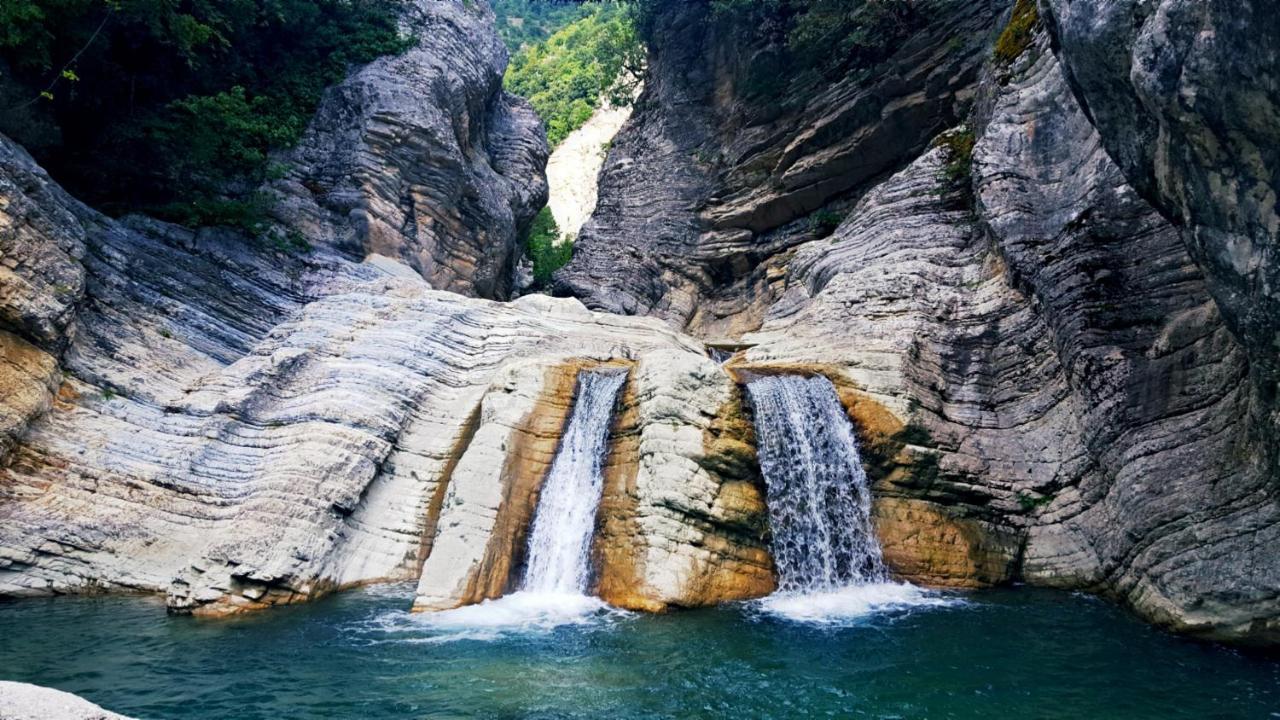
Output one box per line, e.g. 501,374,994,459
0,682,132,720
0,0,764,616
0,147,771,613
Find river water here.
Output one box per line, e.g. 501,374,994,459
0,583,1276,719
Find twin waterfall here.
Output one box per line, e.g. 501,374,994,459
745,375,888,593
458,369,887,623
521,370,627,595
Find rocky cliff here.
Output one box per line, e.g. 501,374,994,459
268,0,548,300
557,0,1278,644
0,0,761,616
554,0,1001,335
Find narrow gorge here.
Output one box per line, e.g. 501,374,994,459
0,0,1277,717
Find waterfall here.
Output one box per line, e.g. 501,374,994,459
745,374,887,594
521,369,627,595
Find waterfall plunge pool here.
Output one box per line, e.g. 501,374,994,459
1,583,1277,719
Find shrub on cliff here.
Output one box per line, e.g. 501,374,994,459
0,0,410,225
525,207,573,285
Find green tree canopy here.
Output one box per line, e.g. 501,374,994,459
0,0,410,225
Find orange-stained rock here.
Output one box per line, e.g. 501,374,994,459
594,351,775,610
413,358,629,612
873,497,1021,587
0,330,59,462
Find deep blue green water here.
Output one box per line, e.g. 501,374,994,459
0,583,1277,719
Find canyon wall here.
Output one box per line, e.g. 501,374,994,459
268,0,548,299
0,0,760,617
559,0,1278,644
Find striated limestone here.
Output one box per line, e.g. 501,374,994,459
412,359,618,611
1042,0,1280,389
555,0,1001,334
268,0,548,300
0,127,774,615
594,351,775,611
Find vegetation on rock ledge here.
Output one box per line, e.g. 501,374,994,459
525,207,574,285
994,0,1038,65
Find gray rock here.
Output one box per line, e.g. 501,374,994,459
743,30,1279,644
0,138,88,353
554,0,1001,333
268,0,548,300
1042,0,1280,429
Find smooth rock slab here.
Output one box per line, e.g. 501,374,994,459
0,683,132,720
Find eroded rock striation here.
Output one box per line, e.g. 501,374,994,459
554,0,1001,335
269,0,548,300
0,156,767,613
556,0,1278,644
0,0,760,616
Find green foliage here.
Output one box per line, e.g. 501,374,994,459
151,194,274,235
809,208,843,238
1016,491,1054,512
492,0,594,51
504,2,643,147
0,0,411,224
934,126,975,191
994,0,1038,65
525,207,573,285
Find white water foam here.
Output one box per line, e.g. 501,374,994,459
362,370,630,644
753,582,962,625
354,592,628,645
745,375,959,625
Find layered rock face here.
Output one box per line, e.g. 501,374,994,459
554,0,1000,335
0,20,767,614
0,155,769,613
1042,0,1280,391
558,1,1278,644
269,0,548,299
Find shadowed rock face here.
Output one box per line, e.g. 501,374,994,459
269,0,548,300
554,0,1001,334
1042,0,1280,389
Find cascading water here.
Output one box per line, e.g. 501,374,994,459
411,368,627,637
521,369,627,594
746,374,945,622
745,374,887,592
